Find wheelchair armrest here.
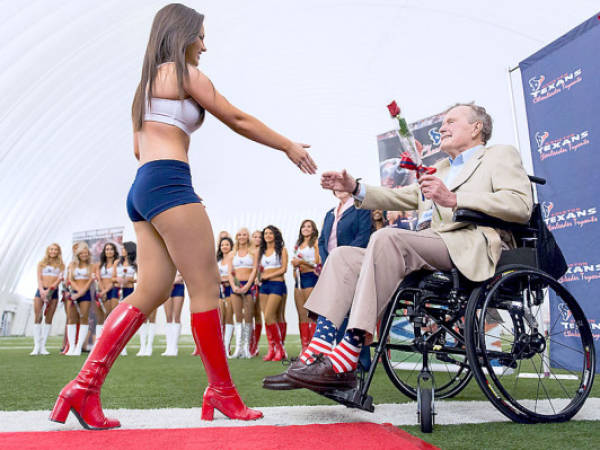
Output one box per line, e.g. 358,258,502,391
453,209,533,234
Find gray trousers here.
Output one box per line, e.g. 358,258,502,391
305,228,453,339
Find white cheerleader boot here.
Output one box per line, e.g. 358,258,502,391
65,324,77,356
229,323,242,359
162,323,173,356
144,323,155,356
30,324,41,355
223,324,234,357
241,323,252,359
40,323,51,355
73,325,88,356
171,323,181,356
136,322,148,356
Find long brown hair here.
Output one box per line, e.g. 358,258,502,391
131,3,205,131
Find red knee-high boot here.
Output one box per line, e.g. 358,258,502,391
272,324,285,362
250,323,262,357
299,322,311,352
192,309,262,421
50,303,145,429
263,323,277,361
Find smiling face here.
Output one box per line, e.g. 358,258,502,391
372,210,383,221
185,24,206,66
48,245,59,259
220,239,232,255
301,221,314,237
237,229,249,246
78,248,90,263
439,106,484,157
263,228,275,244
105,244,115,258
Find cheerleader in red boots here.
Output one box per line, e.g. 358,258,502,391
162,272,185,356
228,228,257,359
292,219,320,352
217,237,234,355
248,230,263,356
31,244,65,355
258,226,288,361
50,3,316,429
65,242,94,356
94,243,119,348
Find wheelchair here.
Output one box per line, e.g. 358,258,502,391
315,176,596,433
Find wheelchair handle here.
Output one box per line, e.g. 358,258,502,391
528,175,546,185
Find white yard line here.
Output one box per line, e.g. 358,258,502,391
1,398,599,433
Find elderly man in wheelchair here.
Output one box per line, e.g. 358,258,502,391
264,103,595,431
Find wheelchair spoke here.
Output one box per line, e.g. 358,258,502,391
531,356,557,415
539,354,578,399
547,337,585,355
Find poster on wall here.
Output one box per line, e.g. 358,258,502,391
72,227,124,263
520,13,600,370
377,111,447,229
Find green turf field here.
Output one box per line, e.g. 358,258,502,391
1,335,597,449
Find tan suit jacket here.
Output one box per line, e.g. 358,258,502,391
356,145,533,281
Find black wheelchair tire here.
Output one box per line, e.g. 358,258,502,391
465,268,596,424
418,387,434,433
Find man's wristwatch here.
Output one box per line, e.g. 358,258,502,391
352,178,362,196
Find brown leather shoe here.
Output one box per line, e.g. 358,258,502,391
286,355,357,391
262,372,302,390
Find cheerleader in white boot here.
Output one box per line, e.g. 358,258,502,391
228,228,257,359
162,272,185,356
31,244,65,355
217,237,234,355
138,308,157,356
66,243,94,356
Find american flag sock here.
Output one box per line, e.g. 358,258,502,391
328,329,365,374
299,316,337,365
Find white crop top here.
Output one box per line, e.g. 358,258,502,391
218,260,229,278
261,252,282,270
100,264,114,279
144,95,204,136
295,246,316,265
232,252,254,270
72,267,90,280
42,265,61,277
116,264,136,279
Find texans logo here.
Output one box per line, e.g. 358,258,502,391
428,128,441,146
558,301,572,321
535,131,549,148
541,201,554,220
529,75,545,91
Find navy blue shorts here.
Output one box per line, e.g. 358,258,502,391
295,272,318,289
126,160,203,222
171,283,185,297
259,280,286,296
107,287,119,300
73,290,92,302
122,287,134,299
34,288,59,300
220,284,232,299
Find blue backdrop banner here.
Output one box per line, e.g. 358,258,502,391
520,13,600,371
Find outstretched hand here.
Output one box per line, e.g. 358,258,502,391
286,142,317,174
320,169,356,193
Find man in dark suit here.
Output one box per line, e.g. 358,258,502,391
318,191,372,262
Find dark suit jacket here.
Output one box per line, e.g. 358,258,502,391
318,205,372,262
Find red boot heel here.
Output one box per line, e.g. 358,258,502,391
201,399,215,421
49,396,70,423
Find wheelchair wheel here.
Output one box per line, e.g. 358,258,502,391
417,387,434,433
380,297,472,400
465,267,596,424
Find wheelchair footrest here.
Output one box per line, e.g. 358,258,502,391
318,388,375,413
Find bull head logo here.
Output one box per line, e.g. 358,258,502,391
529,75,545,91
541,201,554,220
558,301,572,321
428,128,441,146
535,131,549,148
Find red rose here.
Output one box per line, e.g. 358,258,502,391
387,100,400,117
